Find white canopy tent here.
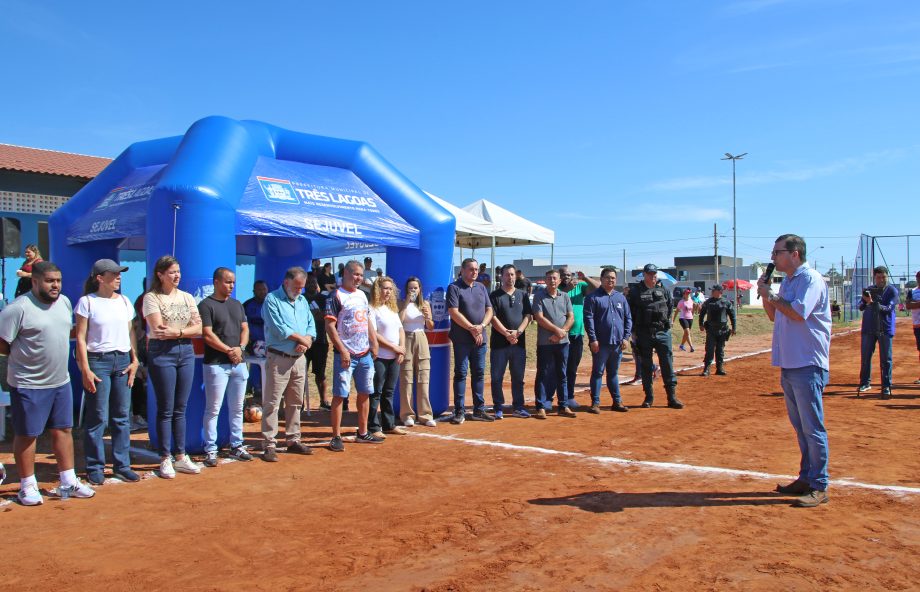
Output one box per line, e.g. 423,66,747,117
461,199,556,274
424,194,556,277
425,192,510,248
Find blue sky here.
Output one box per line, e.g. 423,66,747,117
2,0,919,279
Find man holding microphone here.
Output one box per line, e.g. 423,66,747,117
758,234,832,508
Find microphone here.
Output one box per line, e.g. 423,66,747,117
757,263,775,300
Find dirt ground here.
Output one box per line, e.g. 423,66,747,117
2,319,919,591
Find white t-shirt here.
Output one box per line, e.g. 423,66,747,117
75,293,135,353
401,302,426,333
325,287,371,355
370,305,402,360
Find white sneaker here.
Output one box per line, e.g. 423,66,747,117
159,457,176,479
50,479,96,500
18,483,43,506
424,419,437,427
173,455,202,475
404,416,415,427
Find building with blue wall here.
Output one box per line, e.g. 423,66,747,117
0,144,112,303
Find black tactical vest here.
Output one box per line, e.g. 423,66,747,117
704,297,729,328
636,285,671,330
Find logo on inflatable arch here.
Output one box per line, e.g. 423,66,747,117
193,282,215,303
257,177,299,205
429,288,448,323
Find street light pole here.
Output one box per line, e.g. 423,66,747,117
722,152,747,306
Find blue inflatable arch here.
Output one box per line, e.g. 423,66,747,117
49,116,456,452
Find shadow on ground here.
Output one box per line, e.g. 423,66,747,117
528,490,793,513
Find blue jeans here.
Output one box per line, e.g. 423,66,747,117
536,343,569,410
859,332,893,390
202,362,249,453
452,340,487,413
780,365,830,491
490,345,526,410
566,334,584,404
148,339,195,457
590,344,623,406
83,351,132,473
332,351,375,397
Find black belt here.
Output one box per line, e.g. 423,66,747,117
267,348,301,359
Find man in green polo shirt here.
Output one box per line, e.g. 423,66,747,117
559,266,600,406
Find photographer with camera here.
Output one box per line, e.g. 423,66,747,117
857,266,899,398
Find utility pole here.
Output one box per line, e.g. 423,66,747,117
714,223,719,284
841,255,846,321
622,249,626,286
722,152,746,305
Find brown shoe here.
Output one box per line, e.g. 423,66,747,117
535,408,547,420
385,426,408,435
371,431,387,440
775,479,810,495
794,489,829,507
558,407,576,418
286,441,313,455
262,447,279,462
610,403,629,413
586,405,601,414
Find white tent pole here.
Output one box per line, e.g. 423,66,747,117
550,243,555,267
491,236,496,279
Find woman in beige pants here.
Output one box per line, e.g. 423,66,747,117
399,277,436,427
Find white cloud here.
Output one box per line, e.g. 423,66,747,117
647,149,907,192
616,205,730,223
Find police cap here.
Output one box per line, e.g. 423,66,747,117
643,263,658,274
711,284,723,292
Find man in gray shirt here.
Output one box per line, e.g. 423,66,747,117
0,261,95,505
532,269,574,419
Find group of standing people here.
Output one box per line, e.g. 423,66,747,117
0,232,873,512
447,258,685,427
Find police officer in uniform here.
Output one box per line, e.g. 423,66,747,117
628,264,683,409
699,284,737,376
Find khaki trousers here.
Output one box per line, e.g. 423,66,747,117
261,351,307,448
399,330,432,422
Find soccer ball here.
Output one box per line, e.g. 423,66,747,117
251,340,267,358
244,405,263,423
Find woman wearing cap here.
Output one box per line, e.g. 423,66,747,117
143,255,203,479
673,289,696,352
75,259,140,484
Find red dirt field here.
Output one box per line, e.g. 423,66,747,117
2,320,919,591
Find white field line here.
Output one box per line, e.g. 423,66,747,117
410,432,920,497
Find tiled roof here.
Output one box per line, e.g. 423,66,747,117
0,143,112,179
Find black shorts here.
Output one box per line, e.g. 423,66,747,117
679,318,693,329
914,327,920,351
306,342,329,377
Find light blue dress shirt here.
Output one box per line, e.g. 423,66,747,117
771,262,832,370
263,288,316,355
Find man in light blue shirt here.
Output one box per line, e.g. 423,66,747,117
260,267,316,461
758,234,832,508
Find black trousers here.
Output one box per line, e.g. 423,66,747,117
369,357,400,432
636,329,677,400
703,329,728,369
